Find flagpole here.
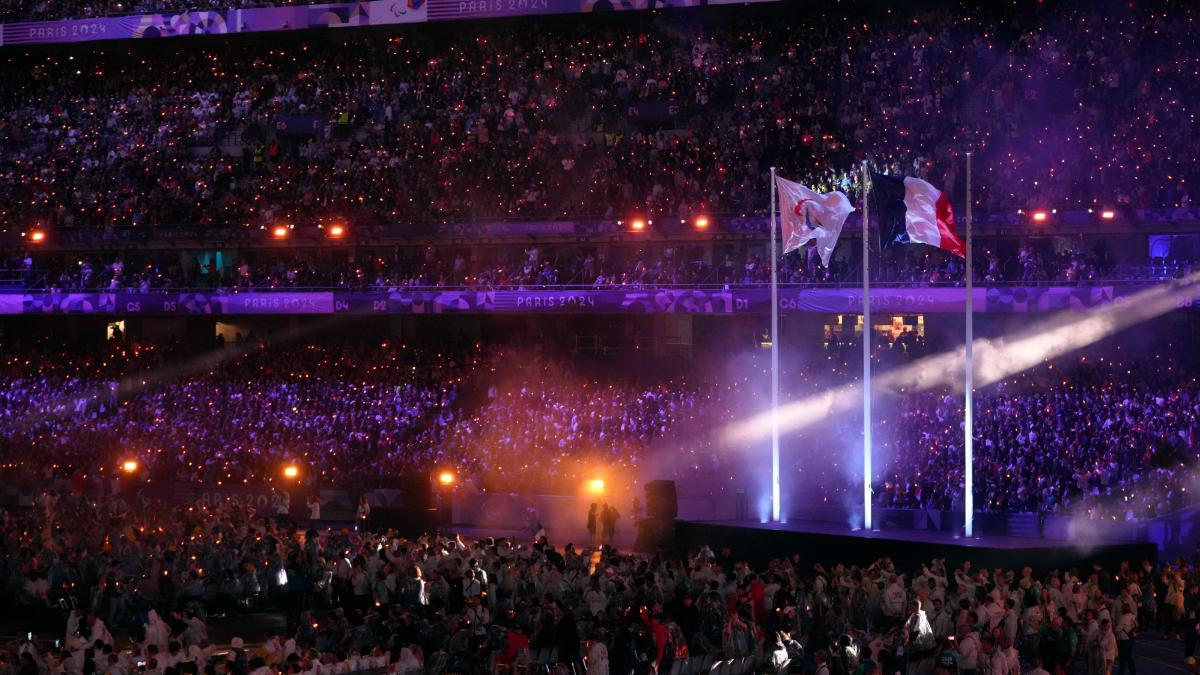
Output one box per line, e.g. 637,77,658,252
964,152,975,538
769,166,781,523
861,161,873,531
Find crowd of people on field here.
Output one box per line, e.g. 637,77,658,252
0,489,1189,675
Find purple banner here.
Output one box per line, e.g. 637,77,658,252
215,291,336,314
1,285,1172,315
780,288,981,314
0,0,773,46
425,0,764,21
427,0,576,20
0,1,423,46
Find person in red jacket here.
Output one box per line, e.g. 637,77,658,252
494,625,530,668
641,607,669,670
749,574,767,626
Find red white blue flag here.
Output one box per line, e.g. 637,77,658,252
870,173,965,258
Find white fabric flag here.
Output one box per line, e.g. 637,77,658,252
774,174,854,267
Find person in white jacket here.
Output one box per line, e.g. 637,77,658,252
957,622,981,675
1098,619,1118,675
143,610,171,653
586,638,609,675
906,599,938,675
1083,610,1102,675
996,636,1020,675
394,646,423,675
64,610,82,645
86,613,113,647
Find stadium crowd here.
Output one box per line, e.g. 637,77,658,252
2,2,1200,674
0,0,1197,232
0,488,1183,675
0,335,1196,520
878,354,1200,519
0,340,470,488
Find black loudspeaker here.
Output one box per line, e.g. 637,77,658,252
386,475,433,511
645,480,678,520
634,517,675,553
360,475,438,537
371,508,439,537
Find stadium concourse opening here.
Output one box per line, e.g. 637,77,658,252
4,0,1200,672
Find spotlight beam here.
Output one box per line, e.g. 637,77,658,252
723,273,1200,445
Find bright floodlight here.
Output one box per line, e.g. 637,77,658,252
437,470,456,487
587,478,605,495
629,218,647,232
1031,210,1048,223
272,225,290,239
1100,210,1116,220
283,464,299,479
328,224,346,238
29,230,46,243
121,460,139,474
694,216,710,230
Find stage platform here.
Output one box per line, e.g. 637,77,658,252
674,519,1157,572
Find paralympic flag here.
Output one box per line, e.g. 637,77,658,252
870,172,965,257
774,174,855,266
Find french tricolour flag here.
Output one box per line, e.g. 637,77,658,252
870,172,965,258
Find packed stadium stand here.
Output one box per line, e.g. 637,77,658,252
2,1,1200,674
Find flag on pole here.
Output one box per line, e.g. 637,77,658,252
773,174,855,267
869,172,965,257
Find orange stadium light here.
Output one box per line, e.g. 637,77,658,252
327,224,347,238
282,464,300,479
437,470,457,487
28,230,46,243
272,225,290,239
1031,210,1048,223
1100,209,1116,221
587,478,605,495
121,459,139,474
693,215,710,230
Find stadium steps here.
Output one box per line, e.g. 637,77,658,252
1002,513,1042,538
220,124,248,156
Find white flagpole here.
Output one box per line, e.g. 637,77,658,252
861,161,873,531
769,166,781,523
964,152,975,538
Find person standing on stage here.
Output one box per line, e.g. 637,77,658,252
356,495,371,531
601,502,620,545
307,495,321,522
273,488,290,527
587,503,599,547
